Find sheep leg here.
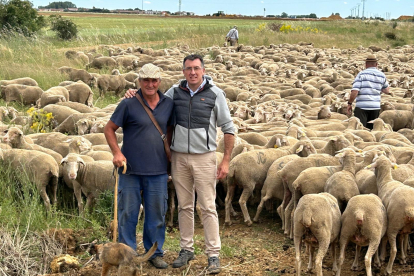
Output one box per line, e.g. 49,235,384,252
85,194,95,211
315,238,330,276
380,235,388,262
224,180,236,226
253,194,270,223
294,226,304,276
365,239,381,276
386,233,398,275
331,241,338,273
73,181,84,215
284,200,293,237
351,245,361,270
39,185,51,212
239,187,253,226
166,186,176,228
307,245,315,272
401,234,408,264
195,201,203,226
336,238,349,276
137,204,144,221
281,180,292,231
374,249,381,268
277,204,284,225
51,176,58,206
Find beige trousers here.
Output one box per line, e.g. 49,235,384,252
171,150,220,257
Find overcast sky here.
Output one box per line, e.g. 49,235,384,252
32,0,413,19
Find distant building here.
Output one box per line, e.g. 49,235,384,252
66,8,78,12
397,15,413,21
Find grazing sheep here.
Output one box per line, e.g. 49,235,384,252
324,149,360,212
336,194,387,276
60,68,96,87
97,74,135,97
294,193,341,276
225,140,316,226
366,155,414,274
63,81,94,107
56,102,95,113
54,113,98,135
379,109,414,131
1,84,43,105
3,127,63,176
280,154,341,238
253,154,301,223
43,104,80,125
37,86,69,108
0,77,38,86
2,149,59,211
60,153,114,211
86,56,117,70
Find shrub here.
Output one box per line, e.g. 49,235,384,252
49,15,78,40
392,21,398,29
26,107,55,133
0,0,46,36
384,32,397,40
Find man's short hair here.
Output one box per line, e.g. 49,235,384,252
183,54,204,69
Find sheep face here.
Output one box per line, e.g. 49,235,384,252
67,137,92,154
2,127,22,146
76,119,92,135
61,154,86,180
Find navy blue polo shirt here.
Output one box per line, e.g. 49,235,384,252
110,90,174,175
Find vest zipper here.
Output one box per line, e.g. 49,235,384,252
188,96,193,153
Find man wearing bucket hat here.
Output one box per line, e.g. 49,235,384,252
226,25,239,46
347,54,391,129
104,63,174,269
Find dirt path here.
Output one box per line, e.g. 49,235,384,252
49,209,414,276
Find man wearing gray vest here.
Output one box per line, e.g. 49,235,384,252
347,54,390,129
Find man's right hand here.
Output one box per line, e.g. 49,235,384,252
113,152,127,168
124,89,137,99
347,104,352,115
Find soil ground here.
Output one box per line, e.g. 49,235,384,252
44,207,414,276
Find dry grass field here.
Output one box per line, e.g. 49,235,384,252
1,13,414,276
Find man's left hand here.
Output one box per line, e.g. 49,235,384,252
217,160,229,180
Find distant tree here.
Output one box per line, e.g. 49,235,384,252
0,0,46,36
39,1,76,9
335,12,340,16
281,12,288,18
309,13,317,18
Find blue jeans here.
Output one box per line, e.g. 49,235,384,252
117,173,168,259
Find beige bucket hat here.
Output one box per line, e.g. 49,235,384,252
138,63,162,79
366,54,378,62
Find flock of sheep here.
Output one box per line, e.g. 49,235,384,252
1,41,414,275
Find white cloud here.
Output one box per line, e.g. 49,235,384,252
344,2,347,4
144,1,151,3
261,1,264,3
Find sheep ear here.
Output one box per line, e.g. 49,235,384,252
367,120,374,123
77,157,86,166
275,138,281,148
392,163,398,170
64,138,72,143
60,157,68,165
296,144,304,153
